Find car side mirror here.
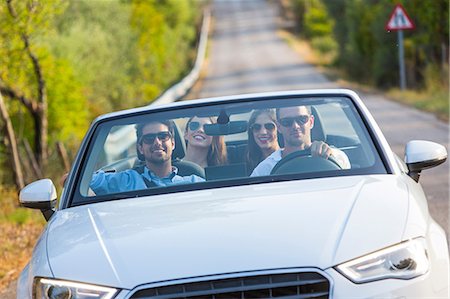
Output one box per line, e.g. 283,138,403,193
405,140,447,182
19,179,57,221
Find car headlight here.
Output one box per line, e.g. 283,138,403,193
335,238,429,283
33,277,118,299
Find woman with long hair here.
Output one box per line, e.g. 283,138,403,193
184,116,227,168
246,109,280,173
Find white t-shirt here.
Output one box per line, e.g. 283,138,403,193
250,148,350,177
250,149,283,177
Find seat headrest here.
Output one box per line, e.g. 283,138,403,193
311,106,325,142
172,122,186,160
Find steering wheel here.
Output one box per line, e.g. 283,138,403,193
270,148,342,175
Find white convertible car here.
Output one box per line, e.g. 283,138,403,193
18,90,448,298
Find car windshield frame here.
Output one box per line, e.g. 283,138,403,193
66,94,391,208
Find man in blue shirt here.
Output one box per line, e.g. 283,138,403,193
90,120,204,195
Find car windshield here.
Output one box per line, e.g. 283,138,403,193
73,95,387,205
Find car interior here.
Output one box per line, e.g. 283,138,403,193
85,95,387,201
100,106,365,181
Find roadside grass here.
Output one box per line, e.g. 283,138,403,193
0,186,44,290
387,88,449,122
279,30,336,67
279,30,450,122
388,64,449,121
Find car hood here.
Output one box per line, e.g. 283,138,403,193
47,175,410,289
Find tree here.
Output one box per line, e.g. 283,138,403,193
0,0,66,168
130,0,198,104
304,0,449,88
0,0,201,186
0,90,24,189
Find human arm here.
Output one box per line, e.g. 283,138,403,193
309,141,350,169
90,170,147,195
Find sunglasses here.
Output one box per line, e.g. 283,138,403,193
251,122,276,132
188,121,209,131
279,115,310,127
140,131,172,145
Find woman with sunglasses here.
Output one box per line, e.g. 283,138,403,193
184,117,228,168
246,109,280,173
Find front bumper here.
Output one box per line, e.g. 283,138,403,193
108,264,448,299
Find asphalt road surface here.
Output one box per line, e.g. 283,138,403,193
188,0,449,235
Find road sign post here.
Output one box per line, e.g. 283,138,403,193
398,30,406,90
385,4,415,90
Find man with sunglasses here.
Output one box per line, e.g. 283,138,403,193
250,106,350,177
90,120,204,195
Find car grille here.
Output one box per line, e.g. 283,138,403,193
130,272,330,299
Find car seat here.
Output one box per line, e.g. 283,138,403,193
170,123,205,178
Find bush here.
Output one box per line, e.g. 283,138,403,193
0,186,43,224
303,0,334,39
311,36,338,55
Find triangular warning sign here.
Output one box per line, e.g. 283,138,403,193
385,4,415,31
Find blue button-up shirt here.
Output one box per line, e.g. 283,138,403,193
90,167,204,195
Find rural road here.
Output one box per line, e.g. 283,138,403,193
2,0,447,298
188,0,449,235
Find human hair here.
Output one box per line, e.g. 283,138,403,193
246,109,277,172
185,117,228,166
135,120,175,143
275,105,312,120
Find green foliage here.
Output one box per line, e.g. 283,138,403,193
4,209,30,225
387,64,449,120
51,1,137,113
51,0,200,112
290,0,449,90
311,36,337,56
303,0,334,38
130,0,198,105
0,0,77,181
0,0,202,185
46,58,89,147
0,186,43,224
292,0,337,58
0,1,63,103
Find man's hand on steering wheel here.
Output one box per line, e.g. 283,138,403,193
310,141,333,159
